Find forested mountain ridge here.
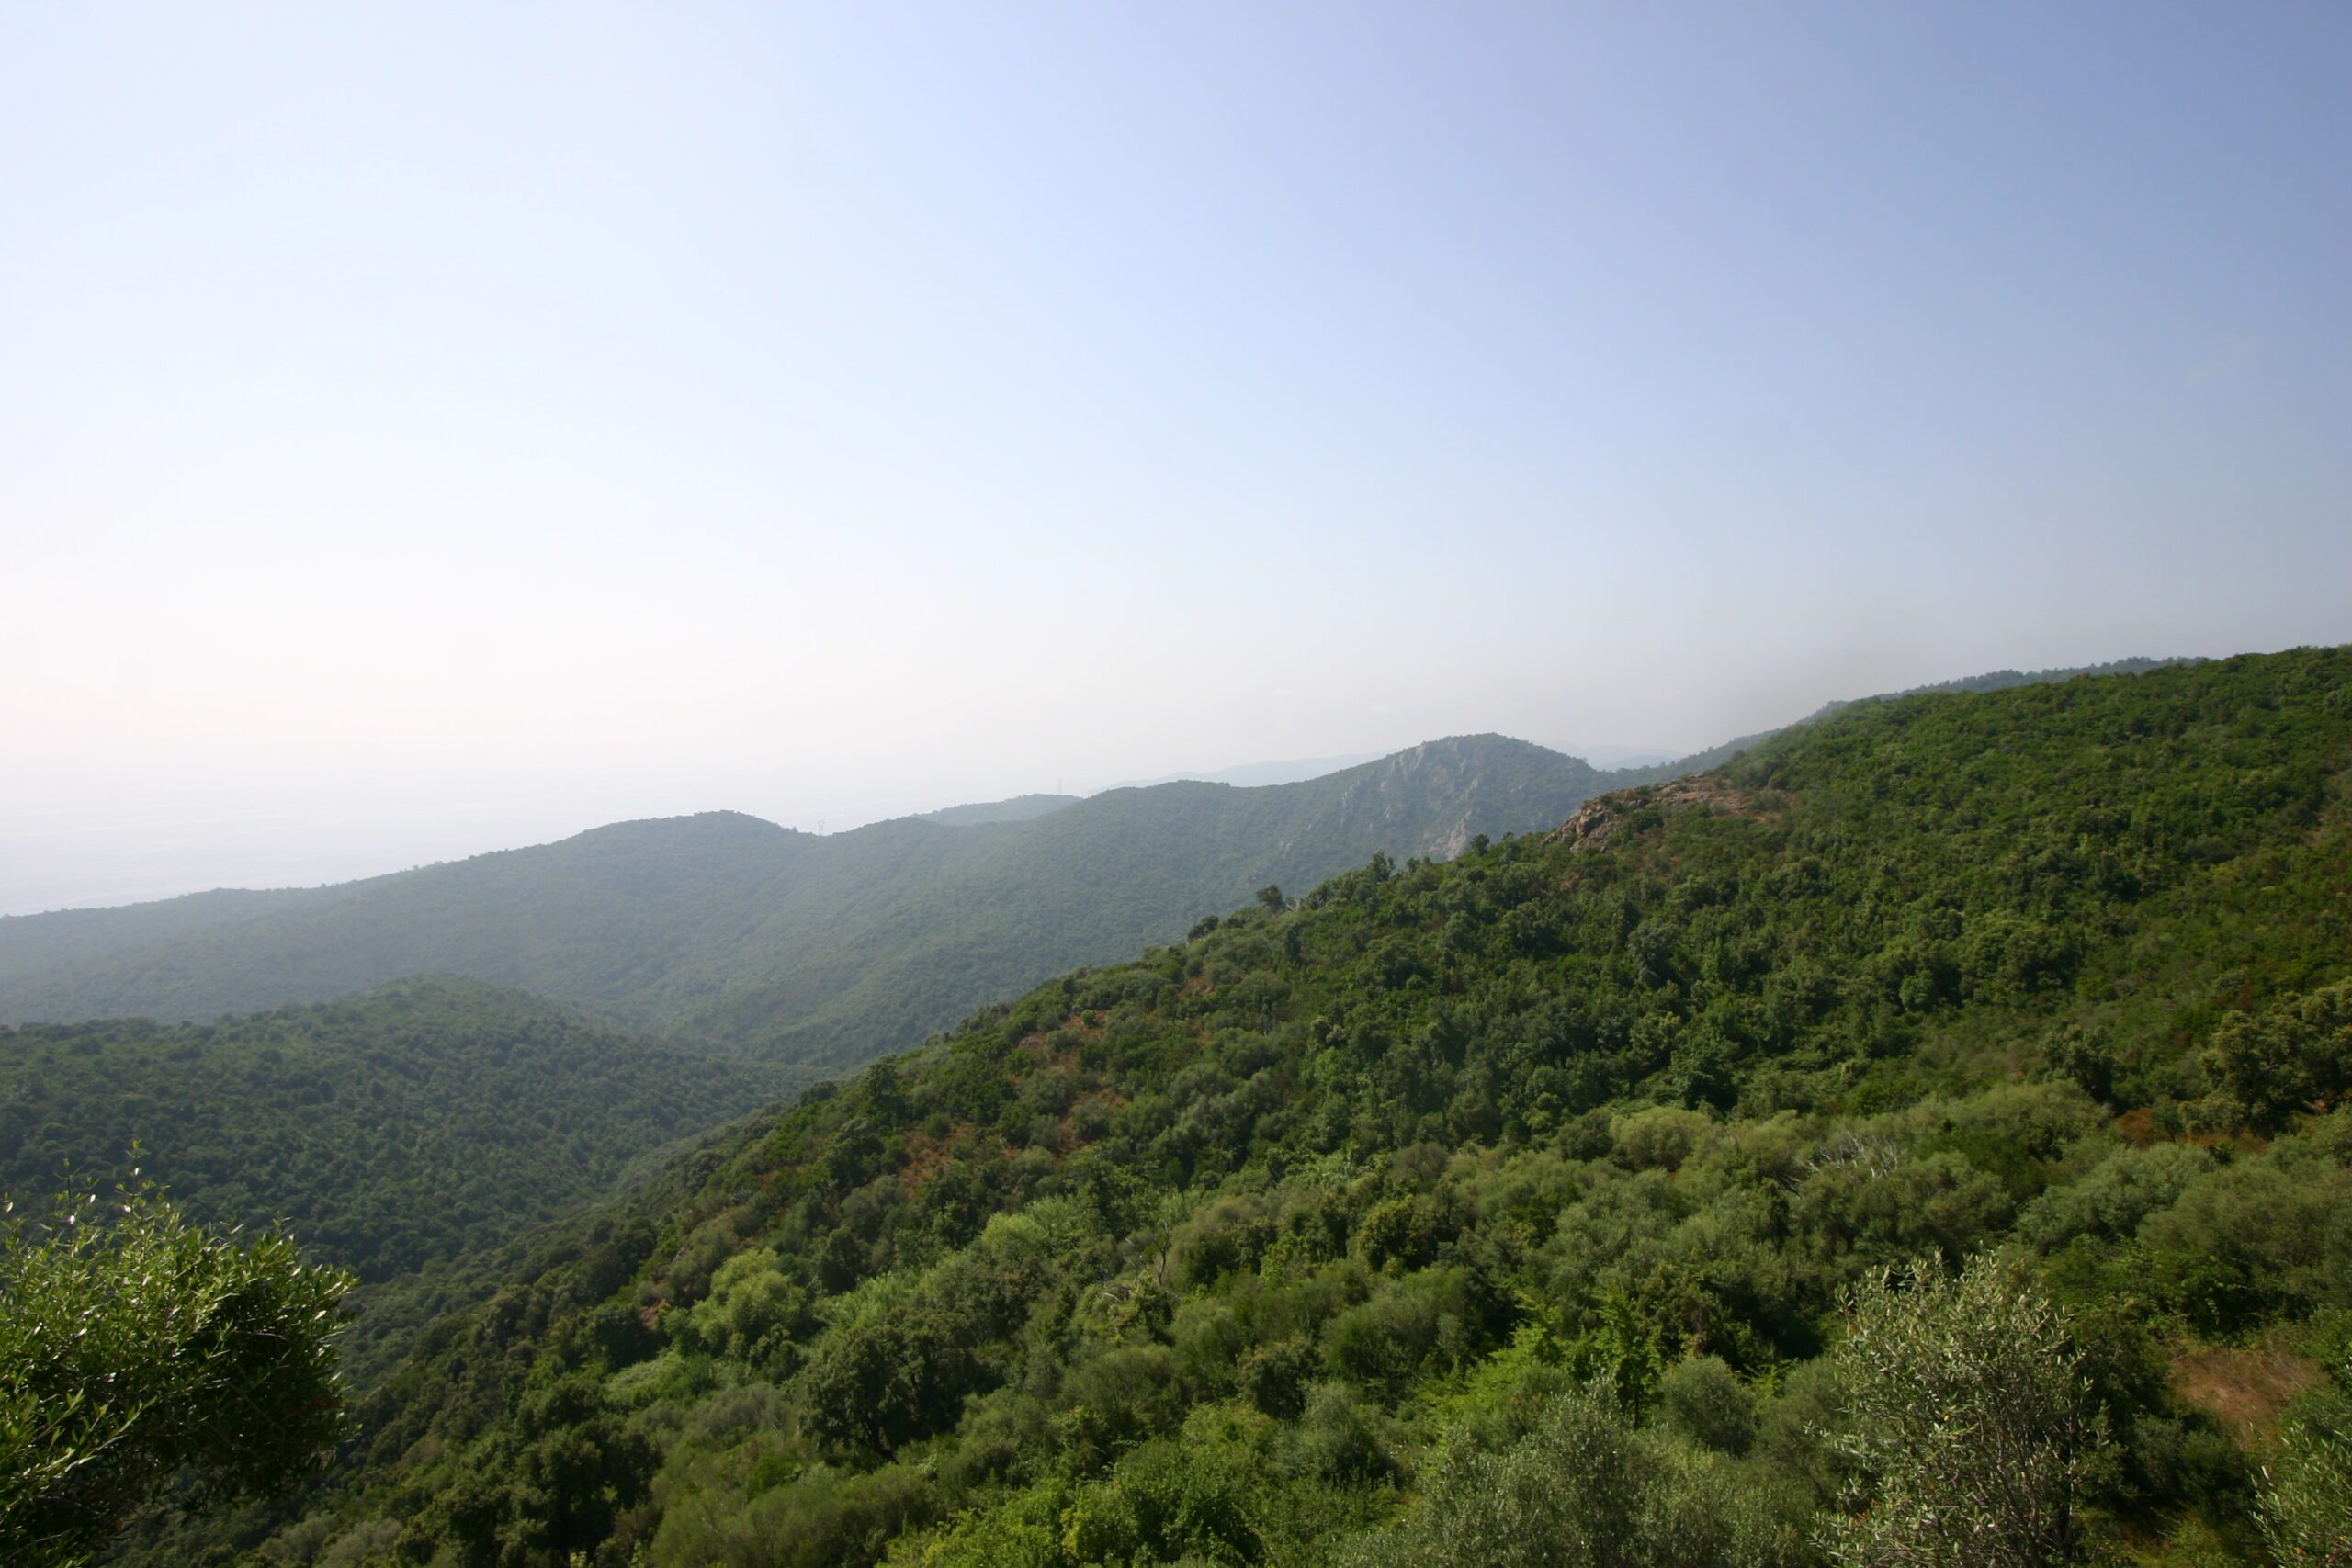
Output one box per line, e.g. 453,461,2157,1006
0,811,800,1014
213,648,2352,1568
1602,654,2197,786
0,664,2188,1065
0,735,1603,1065
686,735,1606,1064
0,884,328,987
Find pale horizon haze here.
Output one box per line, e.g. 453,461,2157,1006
5,3,2347,914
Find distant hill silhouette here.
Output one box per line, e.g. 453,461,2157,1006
914,793,1080,826
1102,751,1386,790
0,735,1604,1065
0,660,2190,1067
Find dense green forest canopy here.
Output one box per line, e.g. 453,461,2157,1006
0,977,798,1382
182,649,2349,1568
0,736,1605,1066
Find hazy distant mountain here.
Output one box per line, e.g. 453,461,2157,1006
1103,752,1386,790
1555,743,1679,769
914,793,1080,826
0,734,1603,1065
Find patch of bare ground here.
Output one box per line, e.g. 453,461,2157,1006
897,1122,975,1197
2170,1341,2325,1449
2112,1106,2266,1156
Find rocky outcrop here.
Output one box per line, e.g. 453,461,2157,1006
1551,779,1765,852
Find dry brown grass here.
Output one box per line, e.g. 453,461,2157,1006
2169,1340,2325,1449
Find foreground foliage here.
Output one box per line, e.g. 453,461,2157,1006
0,1183,350,1565
1824,1253,2108,1567
1340,1374,1800,1567
2257,1337,2352,1567
128,650,2352,1564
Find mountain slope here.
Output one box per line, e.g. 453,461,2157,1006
220,648,2350,1568
0,736,1602,1065
686,733,1603,1062
0,811,806,1021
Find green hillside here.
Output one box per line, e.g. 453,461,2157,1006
210,649,2350,1567
0,978,800,1382
0,736,1603,1066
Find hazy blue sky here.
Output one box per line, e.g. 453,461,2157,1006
4,2,2346,912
